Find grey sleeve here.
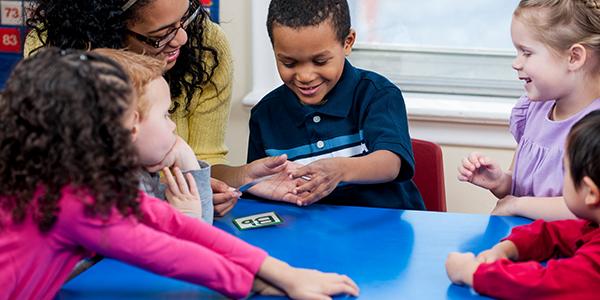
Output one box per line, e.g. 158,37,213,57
144,161,214,224
138,172,165,199
184,160,214,224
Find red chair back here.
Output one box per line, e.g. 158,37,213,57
411,139,447,212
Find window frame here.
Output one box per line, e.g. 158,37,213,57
243,0,517,149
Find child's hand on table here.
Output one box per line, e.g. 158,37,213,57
490,195,520,216
476,240,519,263
255,257,359,299
445,252,479,286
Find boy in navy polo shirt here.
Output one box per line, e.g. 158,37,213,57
247,0,424,209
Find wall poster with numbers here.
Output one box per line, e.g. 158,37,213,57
0,0,30,88
0,1,31,53
0,0,219,53
201,0,219,23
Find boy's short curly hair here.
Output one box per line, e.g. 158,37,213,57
0,48,142,232
567,110,600,188
267,0,351,45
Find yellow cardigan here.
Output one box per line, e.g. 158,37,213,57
25,20,233,165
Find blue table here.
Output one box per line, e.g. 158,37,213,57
58,199,530,299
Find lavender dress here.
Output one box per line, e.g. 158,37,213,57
510,96,600,197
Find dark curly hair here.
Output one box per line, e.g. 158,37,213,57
267,0,351,45
567,110,600,188
0,48,142,232
26,0,219,114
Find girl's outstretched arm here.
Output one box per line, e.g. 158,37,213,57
58,190,267,299
492,196,577,221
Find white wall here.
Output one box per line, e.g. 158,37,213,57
219,2,514,215
220,1,252,165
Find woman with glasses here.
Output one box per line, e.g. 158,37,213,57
25,0,299,216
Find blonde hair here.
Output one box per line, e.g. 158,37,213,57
91,49,165,118
515,0,600,68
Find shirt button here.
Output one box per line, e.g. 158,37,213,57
316,140,325,149
313,115,321,123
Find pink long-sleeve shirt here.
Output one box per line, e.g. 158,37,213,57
0,186,267,300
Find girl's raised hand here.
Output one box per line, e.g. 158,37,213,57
457,152,504,190
163,167,202,219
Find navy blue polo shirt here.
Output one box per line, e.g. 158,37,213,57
248,60,424,209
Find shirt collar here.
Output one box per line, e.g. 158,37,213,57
283,59,359,127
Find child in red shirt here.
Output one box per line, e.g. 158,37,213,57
446,110,600,299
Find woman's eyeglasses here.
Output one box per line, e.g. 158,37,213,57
127,2,201,49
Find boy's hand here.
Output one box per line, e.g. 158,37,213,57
163,167,202,219
457,152,504,190
477,241,519,263
289,158,345,206
445,252,479,286
476,248,508,264
211,178,241,217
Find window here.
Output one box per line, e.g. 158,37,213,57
243,1,521,148
348,0,521,99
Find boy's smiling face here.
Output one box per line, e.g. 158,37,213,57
271,19,355,105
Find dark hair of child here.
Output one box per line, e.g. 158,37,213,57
0,48,142,232
266,0,351,45
567,110,600,187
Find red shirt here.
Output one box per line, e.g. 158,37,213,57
474,219,600,300
0,186,267,300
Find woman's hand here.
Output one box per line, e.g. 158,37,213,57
248,160,310,204
211,177,240,217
